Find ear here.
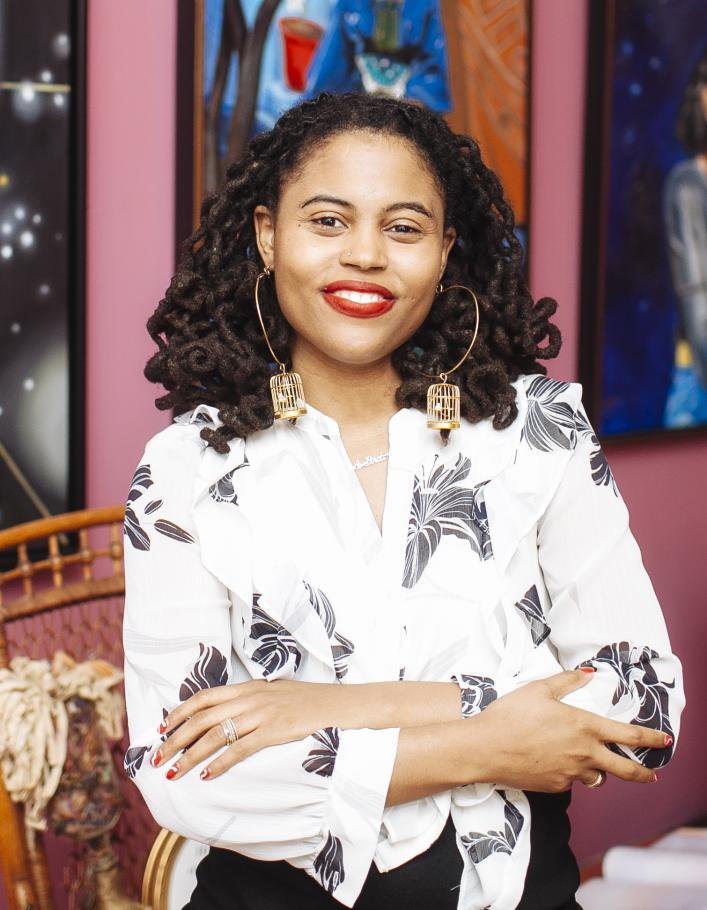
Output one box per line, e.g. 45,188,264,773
439,225,457,280
253,205,275,269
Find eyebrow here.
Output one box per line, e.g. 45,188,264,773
300,194,436,220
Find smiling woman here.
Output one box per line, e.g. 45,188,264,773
123,92,684,910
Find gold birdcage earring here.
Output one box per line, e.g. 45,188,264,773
254,267,307,420
422,283,480,430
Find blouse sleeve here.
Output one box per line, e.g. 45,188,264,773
534,401,685,768
453,391,684,772
122,425,399,908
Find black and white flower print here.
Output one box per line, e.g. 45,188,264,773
403,454,492,589
304,582,355,679
179,643,229,700
302,727,340,777
314,832,345,894
331,632,354,680
306,582,336,636
457,675,498,718
521,377,577,452
460,792,524,863
123,745,148,780
522,378,619,497
124,464,195,551
578,641,675,768
588,434,618,495
249,594,302,676
514,585,550,647
208,456,249,505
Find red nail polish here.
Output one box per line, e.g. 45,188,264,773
150,750,162,767
158,721,168,734
580,667,596,674
200,768,211,781
166,764,179,780
664,735,673,747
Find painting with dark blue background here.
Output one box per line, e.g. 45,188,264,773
600,0,707,435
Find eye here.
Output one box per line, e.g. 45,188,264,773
389,224,421,235
312,216,345,229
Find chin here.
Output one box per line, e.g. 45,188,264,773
322,341,398,368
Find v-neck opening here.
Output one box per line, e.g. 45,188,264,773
293,403,412,544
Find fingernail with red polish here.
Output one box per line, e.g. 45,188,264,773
651,774,659,783
580,667,596,674
200,768,211,781
158,721,168,734
150,750,162,767
166,764,179,780
664,735,673,747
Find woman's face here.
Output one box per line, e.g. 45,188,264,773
253,130,456,370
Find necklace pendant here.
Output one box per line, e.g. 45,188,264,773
351,452,390,471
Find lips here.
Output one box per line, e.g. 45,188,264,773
321,280,396,319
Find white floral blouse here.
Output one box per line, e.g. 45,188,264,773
122,373,685,910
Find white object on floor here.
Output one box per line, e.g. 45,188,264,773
577,878,707,910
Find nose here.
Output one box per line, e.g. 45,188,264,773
339,225,388,270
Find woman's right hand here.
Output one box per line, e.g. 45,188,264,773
471,669,670,792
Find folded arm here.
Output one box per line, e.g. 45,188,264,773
123,432,398,908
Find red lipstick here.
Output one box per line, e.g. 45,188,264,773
321,280,396,319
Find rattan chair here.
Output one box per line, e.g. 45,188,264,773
0,507,159,910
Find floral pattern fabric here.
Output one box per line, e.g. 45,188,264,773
122,373,684,910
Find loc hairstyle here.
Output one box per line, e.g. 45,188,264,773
676,50,707,156
145,91,561,453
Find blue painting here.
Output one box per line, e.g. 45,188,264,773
600,0,707,435
202,0,451,171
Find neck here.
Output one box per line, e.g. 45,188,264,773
291,337,400,438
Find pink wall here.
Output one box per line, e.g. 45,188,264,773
85,0,176,509
79,0,705,873
530,0,707,860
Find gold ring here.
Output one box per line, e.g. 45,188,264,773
221,717,239,746
584,770,606,789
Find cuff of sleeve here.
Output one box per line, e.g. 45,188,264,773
452,673,499,718
321,726,400,907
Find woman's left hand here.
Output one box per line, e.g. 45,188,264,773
150,679,348,781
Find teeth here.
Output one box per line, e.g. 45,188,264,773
330,290,389,304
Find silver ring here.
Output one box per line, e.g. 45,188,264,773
584,770,606,789
221,717,239,746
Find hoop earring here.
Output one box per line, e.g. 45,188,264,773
254,267,307,420
422,283,480,430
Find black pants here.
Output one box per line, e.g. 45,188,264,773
185,792,581,910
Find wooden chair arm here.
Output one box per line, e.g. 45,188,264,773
0,777,39,910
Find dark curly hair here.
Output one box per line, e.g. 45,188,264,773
146,91,561,453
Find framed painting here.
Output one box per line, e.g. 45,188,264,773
0,0,86,534
580,0,707,438
175,0,532,262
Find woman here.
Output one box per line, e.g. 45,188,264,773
664,50,707,396
122,92,684,910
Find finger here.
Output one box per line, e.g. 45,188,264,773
201,730,272,781
544,668,597,700
578,768,607,788
163,725,228,780
593,717,671,753
160,684,240,735
154,704,253,766
594,747,659,784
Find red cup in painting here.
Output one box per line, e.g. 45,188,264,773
279,17,324,93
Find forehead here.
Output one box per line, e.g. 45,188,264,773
280,130,443,210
